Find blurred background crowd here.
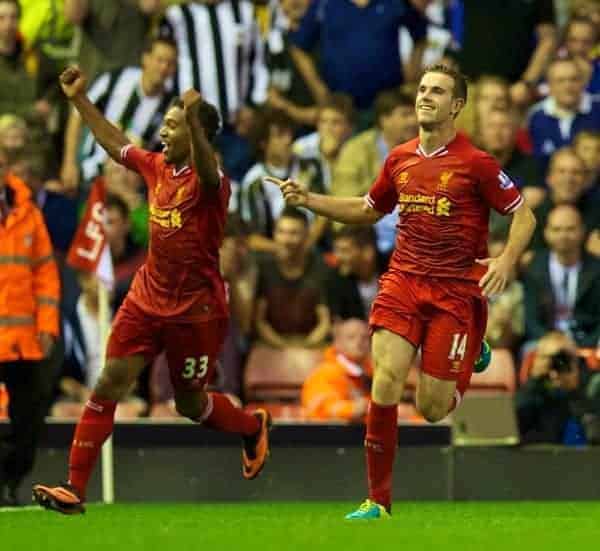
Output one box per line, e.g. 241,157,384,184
1,0,600,448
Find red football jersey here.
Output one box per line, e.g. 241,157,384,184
366,134,523,282
119,145,229,320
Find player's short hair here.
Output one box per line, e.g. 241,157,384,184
320,93,355,125
278,206,309,227
333,225,376,249
169,97,221,144
421,64,468,102
105,193,130,220
374,88,414,127
0,0,21,17
143,35,178,54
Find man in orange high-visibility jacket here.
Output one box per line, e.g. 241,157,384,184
302,319,372,422
0,150,60,506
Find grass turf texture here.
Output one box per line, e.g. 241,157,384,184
2,502,599,550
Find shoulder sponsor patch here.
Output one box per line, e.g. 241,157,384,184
498,171,515,190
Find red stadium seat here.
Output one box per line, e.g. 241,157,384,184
243,345,324,401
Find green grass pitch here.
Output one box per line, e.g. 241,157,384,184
2,502,599,550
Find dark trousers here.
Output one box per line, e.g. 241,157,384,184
0,350,60,490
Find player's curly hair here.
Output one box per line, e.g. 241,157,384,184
170,97,221,144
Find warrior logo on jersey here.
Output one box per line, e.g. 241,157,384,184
498,171,515,190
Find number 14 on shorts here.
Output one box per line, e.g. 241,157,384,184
448,333,468,360
183,355,209,379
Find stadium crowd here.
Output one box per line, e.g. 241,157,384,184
1,0,600,464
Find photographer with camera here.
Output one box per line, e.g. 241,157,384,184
516,331,600,444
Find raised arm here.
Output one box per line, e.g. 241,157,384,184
264,176,383,225
59,66,129,163
182,89,220,190
60,108,83,190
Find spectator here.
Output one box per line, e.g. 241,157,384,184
516,331,600,444
573,130,600,257
160,0,268,125
159,0,268,183
104,194,146,310
60,36,177,189
528,57,600,173
561,16,600,94
54,272,145,420
293,93,355,191
332,88,418,255
326,226,383,321
522,205,600,347
446,0,557,107
100,156,148,249
0,149,60,506
218,215,257,399
290,0,427,114
254,207,331,349
478,108,545,237
64,0,161,81
573,130,600,190
302,318,372,422
0,0,55,122
457,75,510,142
528,147,597,251
0,115,27,162
240,108,327,253
265,0,318,129
10,149,78,257
484,238,525,350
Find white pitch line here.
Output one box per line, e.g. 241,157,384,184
0,505,43,513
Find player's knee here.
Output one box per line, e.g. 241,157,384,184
372,368,404,404
174,391,208,421
416,398,449,423
174,400,198,419
95,362,134,401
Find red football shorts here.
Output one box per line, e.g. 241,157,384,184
370,270,488,391
107,297,228,390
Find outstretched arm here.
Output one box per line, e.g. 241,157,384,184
59,66,130,164
182,89,220,191
264,176,384,225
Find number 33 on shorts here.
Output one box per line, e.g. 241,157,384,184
182,355,209,379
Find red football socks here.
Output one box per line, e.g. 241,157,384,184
200,393,260,436
68,394,117,499
365,400,398,512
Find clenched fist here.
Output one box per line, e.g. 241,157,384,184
59,66,87,98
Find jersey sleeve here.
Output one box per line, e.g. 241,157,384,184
119,145,158,187
365,155,399,215
473,153,524,215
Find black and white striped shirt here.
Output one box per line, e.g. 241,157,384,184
80,66,175,181
160,1,268,124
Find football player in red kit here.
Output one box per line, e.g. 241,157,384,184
267,64,536,519
33,66,270,514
